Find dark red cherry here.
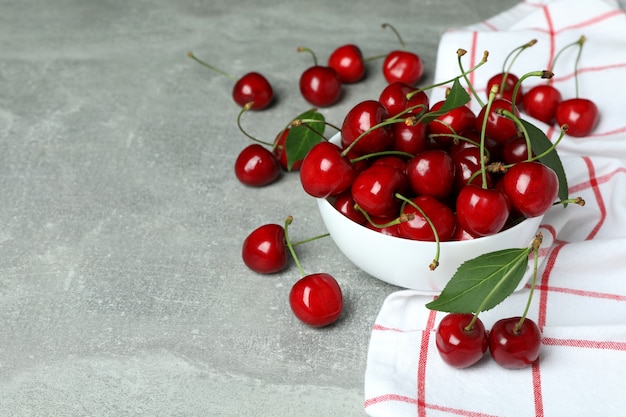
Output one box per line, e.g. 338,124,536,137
299,141,355,198
456,184,510,237
371,155,408,172
299,65,342,107
476,99,520,144
487,72,523,105
522,84,562,124
452,146,493,193
555,98,599,137
436,313,488,368
234,144,281,187
332,192,367,225
429,101,477,146
242,224,287,274
405,149,455,200
327,44,366,84
351,164,409,218
392,121,428,155
341,100,394,156
398,195,457,242
501,136,533,165
289,273,343,327
501,161,558,218
382,50,424,86
489,317,542,369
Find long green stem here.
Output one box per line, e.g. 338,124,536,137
479,85,498,188
500,39,537,95
514,233,543,333
297,46,318,66
394,193,440,271
291,233,330,247
187,51,237,81
381,23,406,49
236,103,275,147
457,49,489,107
284,216,305,277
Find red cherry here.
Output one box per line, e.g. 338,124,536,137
371,155,408,172
555,98,599,137
234,144,281,187
299,141,355,198
501,136,533,165
501,161,558,218
486,72,523,105
476,99,520,144
242,224,287,274
522,84,562,124
405,149,455,200
351,164,410,218
299,65,342,107
327,44,365,84
341,100,394,156
382,50,424,85
378,81,429,117
398,195,457,242
392,121,428,155
452,147,493,193
489,317,542,369
332,192,367,225
428,101,477,146
436,313,488,368
456,184,510,237
289,273,343,327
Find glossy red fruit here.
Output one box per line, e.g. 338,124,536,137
476,99,520,144
456,184,510,237
234,144,281,187
371,155,408,172
429,102,477,147
392,121,428,155
328,44,365,84
555,98,599,137
398,195,457,242
501,161,558,218
501,136,533,165
232,72,274,110
242,224,287,274
452,147,493,193
333,192,367,225
378,81,429,117
522,84,562,124
351,164,410,218
341,100,394,156
405,149,455,200
489,317,542,369
299,141,355,198
299,65,342,107
487,72,523,105
436,313,489,368
289,273,343,327
382,50,424,85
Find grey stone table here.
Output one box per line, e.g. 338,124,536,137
0,1,539,415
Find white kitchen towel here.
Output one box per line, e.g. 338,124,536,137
364,1,626,416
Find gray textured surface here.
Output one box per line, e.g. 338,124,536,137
0,1,527,416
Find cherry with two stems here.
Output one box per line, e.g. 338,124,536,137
187,51,274,110
298,47,342,107
380,23,424,86
284,216,343,327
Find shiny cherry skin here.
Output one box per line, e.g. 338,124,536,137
501,136,533,165
398,195,457,242
456,184,510,237
489,317,542,369
522,84,562,124
272,129,302,171
234,144,281,187
476,99,520,144
332,191,367,225
486,72,523,105
378,81,429,117
299,65,342,107
436,313,489,368
351,164,410,218
452,147,493,193
299,141,355,198
232,72,274,110
501,161,559,218
429,102,477,146
405,149,455,200
341,100,394,156
371,155,408,172
241,224,287,274
392,121,428,155
555,98,599,137
327,44,365,84
382,50,424,85
289,273,343,327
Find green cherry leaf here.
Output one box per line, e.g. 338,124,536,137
419,78,471,124
521,118,569,203
425,247,530,314
285,109,325,171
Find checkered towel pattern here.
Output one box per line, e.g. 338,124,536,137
364,1,626,416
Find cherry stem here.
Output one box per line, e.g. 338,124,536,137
500,39,537,94
297,46,318,66
291,232,330,247
479,85,499,188
236,102,276,147
381,23,406,49
187,51,237,82
290,118,342,133
549,35,586,92
464,312,481,333
349,150,415,164
510,70,554,113
457,49,490,108
394,193,440,270
514,232,543,333
284,216,306,277
500,110,566,162
554,196,586,207
363,53,388,62
354,204,414,229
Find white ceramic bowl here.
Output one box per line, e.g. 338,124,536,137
316,134,544,293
